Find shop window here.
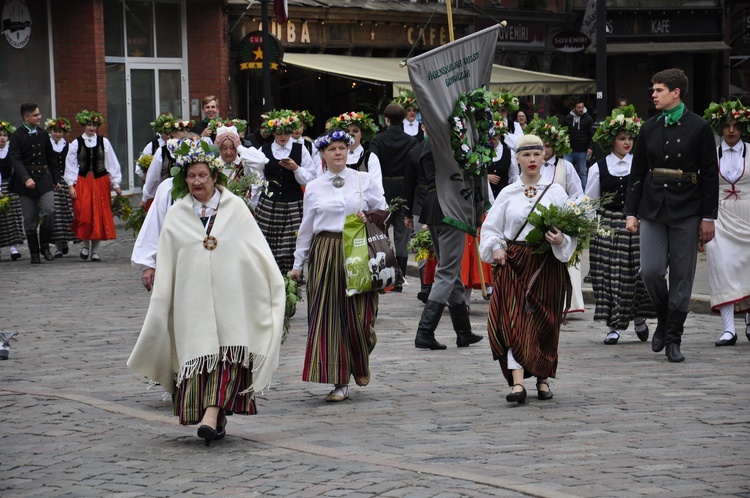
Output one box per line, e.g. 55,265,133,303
155,2,181,58
104,0,125,57
126,1,154,57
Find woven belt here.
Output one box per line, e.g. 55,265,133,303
650,168,697,184
24,164,49,175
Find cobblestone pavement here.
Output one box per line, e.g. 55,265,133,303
2,223,749,497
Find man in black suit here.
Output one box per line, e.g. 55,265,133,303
8,103,61,264
625,68,718,362
369,103,418,290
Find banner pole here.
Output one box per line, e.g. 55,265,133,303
445,0,455,42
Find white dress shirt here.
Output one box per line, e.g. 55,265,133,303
293,167,387,270
540,156,583,201
720,140,745,185
479,179,576,264
131,177,174,271
260,141,317,186
50,137,67,153
64,133,122,189
346,144,384,191
136,136,166,179
403,119,420,137
585,153,632,201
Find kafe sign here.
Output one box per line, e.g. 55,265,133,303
552,30,591,53
1,0,32,49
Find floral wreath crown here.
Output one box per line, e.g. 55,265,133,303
592,105,643,150
525,114,572,157
209,118,248,134
313,129,355,151
328,111,379,142
75,110,104,127
45,117,72,133
490,91,520,113
392,89,419,110
0,120,17,135
167,137,227,200
260,109,301,135
163,118,195,134
703,100,750,137
295,110,315,128
150,114,173,133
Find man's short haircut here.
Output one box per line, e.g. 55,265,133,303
574,99,585,106
202,95,218,107
20,103,38,118
384,103,406,125
652,68,688,97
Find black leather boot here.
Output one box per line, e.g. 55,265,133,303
417,265,431,303
415,300,447,350
393,256,408,292
39,226,54,262
448,304,483,347
665,309,688,362
651,303,669,352
26,230,41,264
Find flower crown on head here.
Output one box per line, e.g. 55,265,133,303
45,117,71,133
490,92,520,113
392,89,419,110
167,137,226,200
294,110,315,128
592,105,643,150
260,109,301,135
163,118,195,134
209,118,248,134
703,100,750,137
0,120,17,135
328,111,379,142
525,114,572,157
150,113,173,133
75,110,103,127
314,129,355,151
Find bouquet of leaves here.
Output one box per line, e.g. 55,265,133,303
136,153,153,174
0,196,10,215
124,206,147,238
227,171,267,210
525,195,614,267
282,275,303,344
407,229,434,262
110,194,133,221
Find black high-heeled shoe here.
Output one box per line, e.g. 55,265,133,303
197,425,217,446
214,412,227,441
536,381,554,401
506,384,527,404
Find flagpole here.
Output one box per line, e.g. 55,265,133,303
445,0,455,42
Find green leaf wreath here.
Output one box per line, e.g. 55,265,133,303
449,88,497,177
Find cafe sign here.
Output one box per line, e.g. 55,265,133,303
239,31,283,73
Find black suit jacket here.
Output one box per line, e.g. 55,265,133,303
625,109,718,221
369,125,418,179
8,125,60,197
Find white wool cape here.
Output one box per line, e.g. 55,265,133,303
127,188,285,396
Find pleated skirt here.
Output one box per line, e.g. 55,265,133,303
172,354,257,426
0,179,25,247
302,231,378,385
487,243,567,385
590,209,655,329
71,173,117,241
255,196,302,275
50,180,75,243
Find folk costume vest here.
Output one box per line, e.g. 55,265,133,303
597,158,628,211
487,143,512,198
261,142,304,202
347,150,370,173
160,145,176,182
76,136,107,178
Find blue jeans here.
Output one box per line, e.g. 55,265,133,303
564,151,589,189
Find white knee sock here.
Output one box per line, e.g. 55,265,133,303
720,304,735,335
91,240,100,252
507,348,523,370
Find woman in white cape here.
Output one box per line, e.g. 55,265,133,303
128,137,285,446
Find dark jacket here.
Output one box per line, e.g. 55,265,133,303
369,124,418,204
404,140,428,217
8,125,60,197
625,109,718,222
563,111,594,152
403,140,443,225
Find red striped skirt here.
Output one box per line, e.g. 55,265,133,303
487,242,568,386
71,173,117,240
302,231,378,385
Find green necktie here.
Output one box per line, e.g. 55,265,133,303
658,103,685,126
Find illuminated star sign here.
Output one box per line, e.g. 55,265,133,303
253,46,263,60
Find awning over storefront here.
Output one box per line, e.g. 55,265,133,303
586,41,731,54
282,53,596,95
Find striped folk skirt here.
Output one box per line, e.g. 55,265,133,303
487,243,567,386
71,173,117,241
0,179,25,247
172,355,257,426
302,231,378,385
50,180,75,243
590,209,656,330
255,196,303,276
